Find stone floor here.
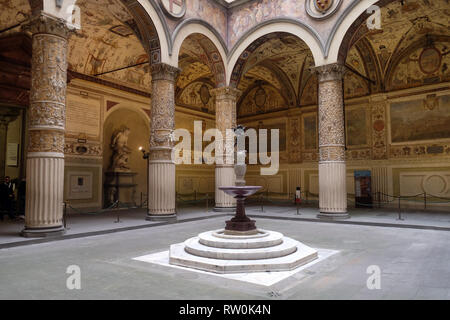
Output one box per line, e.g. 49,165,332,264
0,204,449,248
0,206,449,299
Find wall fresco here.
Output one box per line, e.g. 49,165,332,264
390,95,450,143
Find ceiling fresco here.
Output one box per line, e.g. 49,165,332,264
0,0,152,92
177,80,216,114
350,0,450,87
238,84,286,117
68,0,151,92
0,0,449,117
238,34,310,94
0,0,30,35
237,0,450,115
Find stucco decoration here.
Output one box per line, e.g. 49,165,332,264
166,0,227,43
159,0,186,19
305,0,343,20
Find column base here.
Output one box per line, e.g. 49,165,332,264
317,212,350,220
146,213,177,222
21,225,66,238
213,206,236,212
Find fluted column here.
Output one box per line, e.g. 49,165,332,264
313,63,349,219
212,87,240,212
147,63,180,221
22,13,72,237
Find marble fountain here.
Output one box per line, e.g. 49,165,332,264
168,126,318,274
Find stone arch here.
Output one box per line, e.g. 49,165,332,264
171,22,227,87
104,103,150,126
326,0,396,65
227,20,324,87
32,0,171,65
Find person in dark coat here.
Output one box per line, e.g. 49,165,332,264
0,176,16,220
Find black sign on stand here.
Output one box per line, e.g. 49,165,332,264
354,170,372,208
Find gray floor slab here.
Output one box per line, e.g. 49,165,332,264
0,216,449,300
1,204,449,249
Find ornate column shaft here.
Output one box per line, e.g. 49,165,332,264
313,63,349,219
212,87,240,212
22,14,72,237
147,63,180,221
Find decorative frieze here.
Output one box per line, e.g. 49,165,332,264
150,63,180,152
288,117,302,163
370,95,388,160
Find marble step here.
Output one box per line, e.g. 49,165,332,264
184,236,298,260
198,230,284,249
169,239,318,274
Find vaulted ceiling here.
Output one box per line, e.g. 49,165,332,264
0,0,449,117
236,0,450,117
0,0,150,92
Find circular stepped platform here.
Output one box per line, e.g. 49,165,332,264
169,229,318,274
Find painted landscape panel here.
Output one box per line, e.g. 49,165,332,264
390,95,450,143
303,114,317,150
346,108,367,146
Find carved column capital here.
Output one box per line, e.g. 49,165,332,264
150,63,180,82
211,87,241,101
22,12,74,39
312,63,347,83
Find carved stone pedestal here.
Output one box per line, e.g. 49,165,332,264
104,171,137,208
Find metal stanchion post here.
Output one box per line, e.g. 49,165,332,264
114,201,121,223
63,202,67,229
424,192,427,211
378,191,381,208
295,186,301,215
206,193,209,212
397,197,403,220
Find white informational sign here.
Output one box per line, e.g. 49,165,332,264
6,143,19,167
67,171,93,200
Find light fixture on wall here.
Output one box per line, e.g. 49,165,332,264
139,146,149,159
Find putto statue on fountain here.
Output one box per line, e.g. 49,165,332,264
234,125,247,186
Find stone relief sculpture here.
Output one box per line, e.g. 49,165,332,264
110,126,131,172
